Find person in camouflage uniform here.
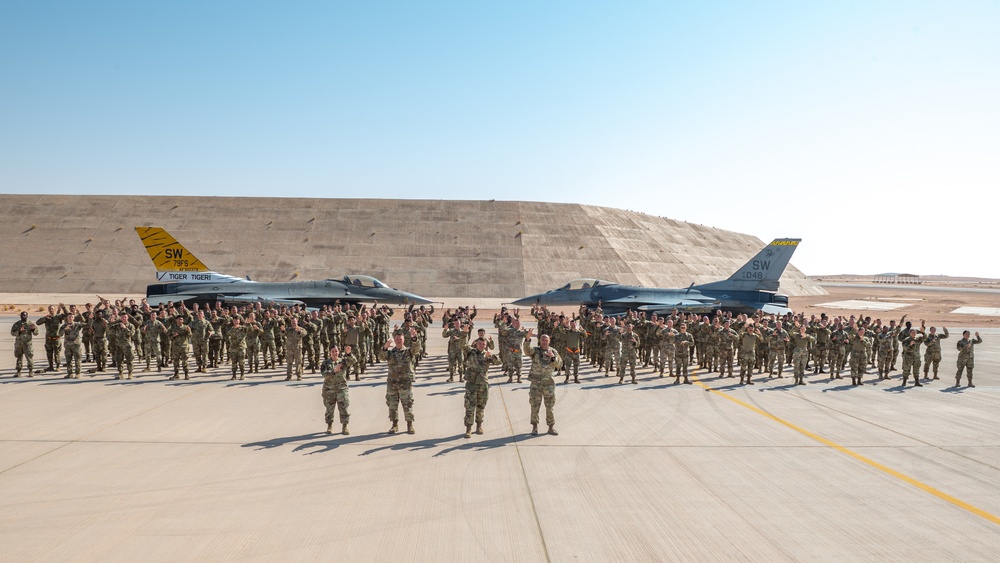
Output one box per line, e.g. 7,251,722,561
827,322,848,380
37,304,68,372
653,319,673,377
11,311,38,377
767,321,789,377
899,328,926,387
875,326,894,380
90,308,109,372
560,319,585,384
921,323,949,380
525,332,563,435
955,330,981,388
673,323,694,384
848,327,869,387
602,318,621,377
110,313,136,380
262,310,281,369
810,320,831,374
142,311,167,372
717,320,738,378
789,325,815,386
618,323,640,384
189,310,213,373
504,318,531,384
244,313,263,374
226,316,249,380
167,315,192,380
443,319,467,382
321,345,357,434
463,336,502,438
738,324,762,385
284,317,307,381
383,328,421,434
208,310,225,368
59,314,86,379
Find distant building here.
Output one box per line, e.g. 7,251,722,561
873,273,921,285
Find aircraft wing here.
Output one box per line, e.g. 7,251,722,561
220,295,306,307
144,294,206,307
635,300,719,315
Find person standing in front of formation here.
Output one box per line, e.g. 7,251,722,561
383,328,421,434
525,332,563,436
321,345,356,435
11,312,38,377
955,330,982,388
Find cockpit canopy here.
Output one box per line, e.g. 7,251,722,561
330,275,389,289
557,278,614,291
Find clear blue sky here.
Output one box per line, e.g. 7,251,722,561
3,1,998,278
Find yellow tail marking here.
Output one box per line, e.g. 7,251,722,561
134,227,210,273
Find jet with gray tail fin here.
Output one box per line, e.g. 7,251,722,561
511,239,802,316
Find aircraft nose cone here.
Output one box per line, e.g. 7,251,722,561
510,293,546,306
400,291,434,305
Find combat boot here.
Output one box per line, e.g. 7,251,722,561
564,375,569,384
914,380,922,387
955,377,962,388
14,369,20,378
406,422,415,434
573,376,579,383
618,375,624,385
389,422,398,434
475,423,483,435
631,376,637,384
901,376,908,386
464,425,472,438
530,424,539,435
342,423,349,435
326,422,333,434
447,376,454,383
547,426,559,436
516,376,521,383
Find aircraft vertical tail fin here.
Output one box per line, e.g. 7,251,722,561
694,238,801,292
135,227,211,273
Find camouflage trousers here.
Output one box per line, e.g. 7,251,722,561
956,357,974,379
14,341,35,373
64,342,82,376
792,348,809,378
738,349,755,378
286,345,303,378
923,351,942,376
115,345,134,375
768,346,785,374
386,379,414,423
464,381,489,426
171,348,189,376
230,348,246,376
877,348,892,376
45,336,62,368
618,349,637,378
603,345,619,373
828,348,844,376
675,351,690,377
93,339,107,371
209,338,223,367
145,340,161,369
658,346,675,376
812,344,828,370
850,350,868,379
901,353,921,379
193,339,209,370
704,345,718,370
246,343,260,372
718,348,734,376
262,338,277,367
529,378,556,426
447,347,464,377
505,349,524,378
323,384,350,424
563,350,580,377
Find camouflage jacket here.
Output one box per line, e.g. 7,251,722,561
10,319,38,344
463,348,501,385
525,344,563,382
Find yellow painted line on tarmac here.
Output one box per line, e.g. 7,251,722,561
692,376,1000,526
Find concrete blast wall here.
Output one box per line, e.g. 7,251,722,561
0,195,823,299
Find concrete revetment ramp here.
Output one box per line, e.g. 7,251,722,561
0,194,822,301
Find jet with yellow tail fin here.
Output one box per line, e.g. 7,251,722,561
135,227,433,308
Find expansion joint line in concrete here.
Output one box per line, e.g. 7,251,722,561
691,374,1000,527
497,385,552,563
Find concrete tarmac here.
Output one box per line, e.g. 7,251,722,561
2,319,998,561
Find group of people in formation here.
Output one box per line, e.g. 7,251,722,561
8,298,985,440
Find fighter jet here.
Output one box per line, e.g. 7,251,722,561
135,227,433,308
512,238,801,316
